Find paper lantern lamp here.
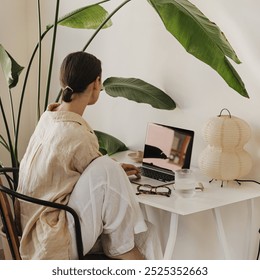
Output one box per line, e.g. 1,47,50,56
198,109,252,183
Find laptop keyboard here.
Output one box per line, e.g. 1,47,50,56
140,167,175,182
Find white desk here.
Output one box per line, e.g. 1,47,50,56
112,151,260,259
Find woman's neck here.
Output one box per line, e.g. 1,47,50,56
55,102,85,116
54,91,91,116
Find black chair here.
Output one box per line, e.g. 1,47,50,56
0,183,84,259
0,167,111,260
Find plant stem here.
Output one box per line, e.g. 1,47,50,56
44,0,60,110
0,97,17,167
15,28,49,159
0,144,9,154
8,89,16,139
0,135,10,151
82,0,132,51
37,0,42,119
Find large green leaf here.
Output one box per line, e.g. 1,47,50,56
94,130,128,155
0,44,24,89
147,0,249,98
56,1,112,29
103,77,176,110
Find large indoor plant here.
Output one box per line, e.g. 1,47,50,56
0,0,248,185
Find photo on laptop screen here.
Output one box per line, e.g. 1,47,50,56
130,123,194,186
143,123,194,171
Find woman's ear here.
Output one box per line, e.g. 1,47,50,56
94,76,102,90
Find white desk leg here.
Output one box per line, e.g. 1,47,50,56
163,213,179,260
212,207,231,259
244,199,254,259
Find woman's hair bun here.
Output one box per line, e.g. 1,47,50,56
62,86,74,102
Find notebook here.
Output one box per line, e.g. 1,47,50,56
130,122,194,187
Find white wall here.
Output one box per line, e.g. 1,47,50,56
1,0,259,259
81,0,260,259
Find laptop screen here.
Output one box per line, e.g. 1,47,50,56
142,123,194,172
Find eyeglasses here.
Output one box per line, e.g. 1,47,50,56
136,184,172,197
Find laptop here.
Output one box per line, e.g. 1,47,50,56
130,122,194,187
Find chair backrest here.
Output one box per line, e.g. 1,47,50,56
0,177,21,260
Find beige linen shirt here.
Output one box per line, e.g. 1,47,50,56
17,103,101,259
